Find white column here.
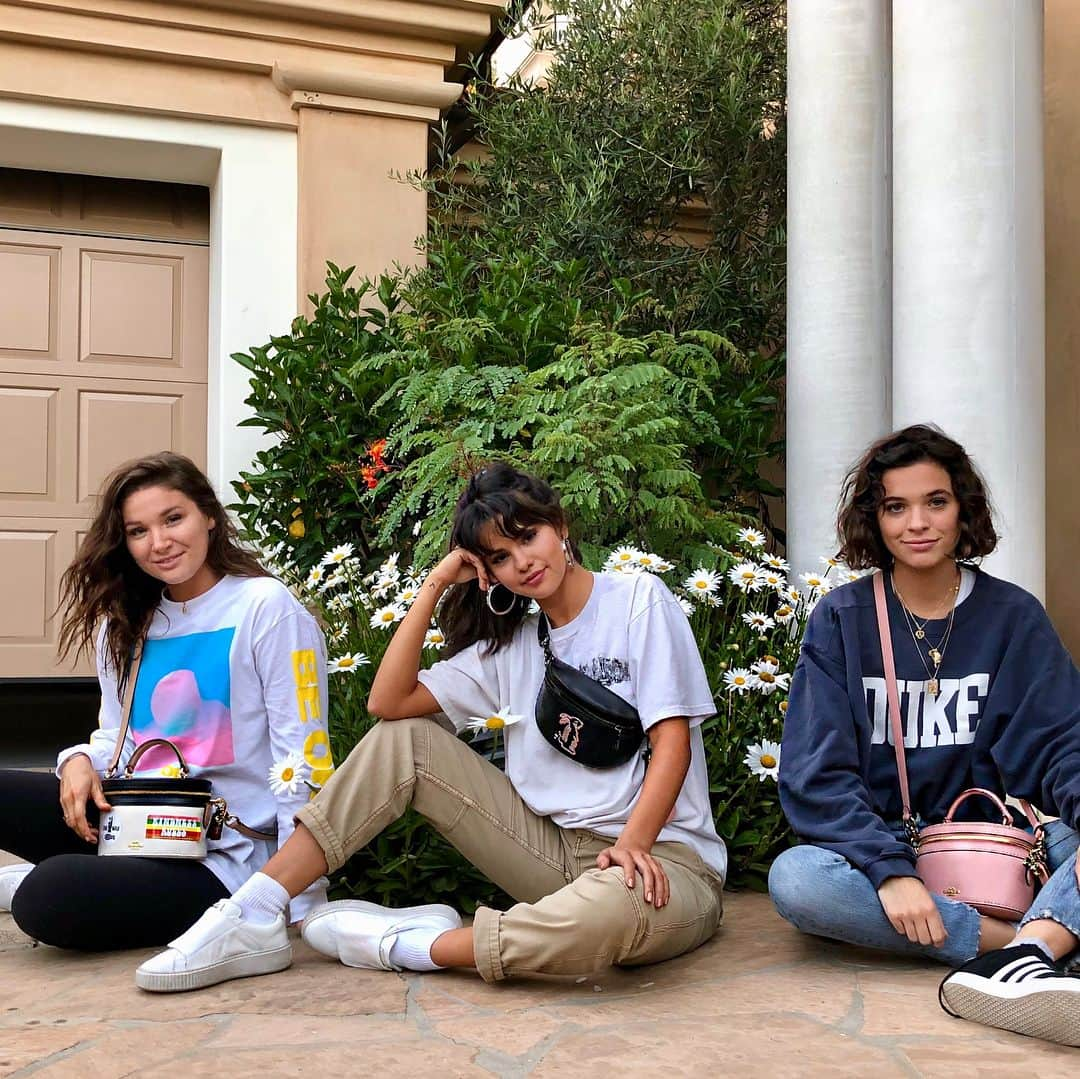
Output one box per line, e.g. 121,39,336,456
892,1,1045,597
787,0,892,577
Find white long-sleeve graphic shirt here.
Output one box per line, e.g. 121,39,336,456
57,575,333,920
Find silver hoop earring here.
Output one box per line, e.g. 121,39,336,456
562,538,574,567
485,583,517,616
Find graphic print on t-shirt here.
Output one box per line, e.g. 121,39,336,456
131,627,236,770
578,656,630,687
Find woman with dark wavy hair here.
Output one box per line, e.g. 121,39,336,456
0,452,331,951
137,462,725,994
769,425,1080,1046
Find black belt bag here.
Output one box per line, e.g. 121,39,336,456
534,614,646,769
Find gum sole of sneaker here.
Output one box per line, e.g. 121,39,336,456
135,944,292,993
941,983,1080,1047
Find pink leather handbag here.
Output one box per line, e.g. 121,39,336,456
873,572,1048,920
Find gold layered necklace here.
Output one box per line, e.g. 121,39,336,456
891,569,960,697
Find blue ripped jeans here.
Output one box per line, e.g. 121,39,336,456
768,820,1080,967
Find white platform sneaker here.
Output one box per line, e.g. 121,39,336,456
135,898,292,992
301,901,462,971
0,863,33,912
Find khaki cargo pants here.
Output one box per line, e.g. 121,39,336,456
295,716,724,982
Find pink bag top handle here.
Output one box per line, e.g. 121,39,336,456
873,571,913,822
873,570,1042,832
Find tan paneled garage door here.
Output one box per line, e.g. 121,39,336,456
0,171,209,678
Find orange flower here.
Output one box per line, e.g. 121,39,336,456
361,465,379,490
369,438,388,468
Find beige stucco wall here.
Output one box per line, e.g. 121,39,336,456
0,0,505,307
1044,0,1080,654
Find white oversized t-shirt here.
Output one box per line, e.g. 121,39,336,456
57,575,333,919
418,571,727,879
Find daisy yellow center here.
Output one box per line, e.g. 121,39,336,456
618,553,633,561
639,556,653,565
281,767,294,782
339,658,354,668
486,716,505,729
759,672,775,683
780,701,789,713
764,655,779,665
430,634,443,643
695,581,708,589
734,676,747,685
760,754,777,769
381,612,395,622
777,607,792,617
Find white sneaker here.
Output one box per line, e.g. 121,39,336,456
0,863,33,912
135,898,291,992
301,900,462,971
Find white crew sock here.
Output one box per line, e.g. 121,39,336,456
231,872,290,925
1006,937,1055,960
388,926,447,972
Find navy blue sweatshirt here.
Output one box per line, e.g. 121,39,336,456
779,569,1080,888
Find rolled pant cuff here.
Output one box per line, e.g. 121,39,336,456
1018,908,1080,942
295,801,346,874
472,905,506,983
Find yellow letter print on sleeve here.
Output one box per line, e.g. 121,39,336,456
292,649,321,724
303,729,334,789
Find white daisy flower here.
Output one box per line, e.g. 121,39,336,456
369,603,407,629
742,612,775,632
328,624,348,642
819,556,842,570
651,558,674,573
320,568,346,592
607,546,644,567
684,568,723,596
371,573,399,599
757,568,786,590
774,604,796,624
728,562,765,593
676,596,695,617
466,706,525,733
761,554,790,572
325,594,351,614
381,553,400,572
799,572,826,591
321,543,356,567
424,628,446,650
736,527,766,549
750,657,791,695
724,668,754,695
328,652,370,675
395,585,420,607
744,740,781,782
268,753,310,796
610,561,644,575
777,585,802,606
305,565,326,589
635,552,666,572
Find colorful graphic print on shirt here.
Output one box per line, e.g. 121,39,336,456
131,628,236,770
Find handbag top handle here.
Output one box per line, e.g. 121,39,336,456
872,570,1041,831
104,639,145,779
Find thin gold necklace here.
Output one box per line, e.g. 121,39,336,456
892,570,960,696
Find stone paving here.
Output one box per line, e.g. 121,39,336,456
2,890,1078,1077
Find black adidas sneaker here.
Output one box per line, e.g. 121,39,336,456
939,943,1080,1046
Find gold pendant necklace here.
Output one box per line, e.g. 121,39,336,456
892,571,960,697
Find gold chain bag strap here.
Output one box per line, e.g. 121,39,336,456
97,640,275,857
873,571,1048,920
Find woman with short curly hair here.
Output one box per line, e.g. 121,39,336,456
769,425,1080,1047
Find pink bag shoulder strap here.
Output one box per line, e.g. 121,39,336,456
872,570,1041,831
873,571,913,822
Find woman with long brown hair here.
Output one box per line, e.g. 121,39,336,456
0,452,331,952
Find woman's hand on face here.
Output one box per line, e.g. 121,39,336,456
877,876,947,947
58,753,111,843
431,547,491,591
596,845,670,908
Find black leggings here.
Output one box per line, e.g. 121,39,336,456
1,770,228,951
